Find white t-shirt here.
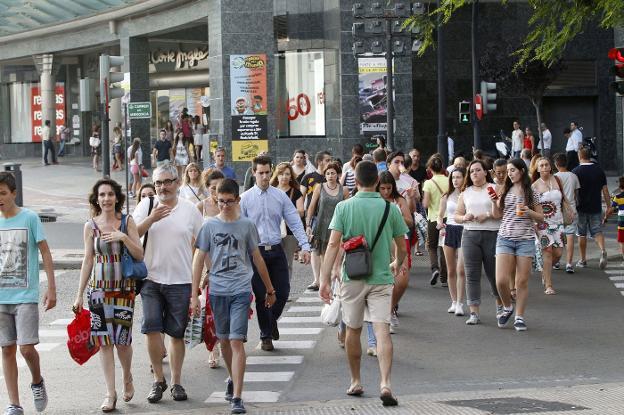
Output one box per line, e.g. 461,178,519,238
179,184,207,202
567,129,583,151
511,129,523,152
538,129,552,150
555,171,580,210
133,197,203,285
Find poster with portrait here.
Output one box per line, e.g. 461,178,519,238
229,54,268,161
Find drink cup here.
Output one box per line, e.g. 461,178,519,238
516,203,525,216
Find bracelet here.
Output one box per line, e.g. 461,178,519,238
266,290,276,296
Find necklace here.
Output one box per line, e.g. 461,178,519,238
326,183,338,191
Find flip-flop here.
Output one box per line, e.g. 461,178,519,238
544,287,556,295
380,387,398,406
346,384,364,396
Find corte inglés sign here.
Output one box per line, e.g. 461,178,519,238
149,47,209,70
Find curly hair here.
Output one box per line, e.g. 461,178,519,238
88,179,125,216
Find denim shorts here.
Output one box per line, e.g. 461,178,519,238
444,224,463,249
140,280,191,339
210,293,252,341
576,212,603,238
496,236,535,257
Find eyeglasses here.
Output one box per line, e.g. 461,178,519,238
217,199,237,206
154,179,176,187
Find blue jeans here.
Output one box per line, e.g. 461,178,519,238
251,244,290,340
210,293,252,341
366,322,376,347
57,139,65,156
42,140,57,164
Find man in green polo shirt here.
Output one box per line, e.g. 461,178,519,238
319,161,407,407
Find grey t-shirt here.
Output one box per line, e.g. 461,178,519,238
195,216,260,296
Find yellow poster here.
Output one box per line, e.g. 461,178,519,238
232,140,269,161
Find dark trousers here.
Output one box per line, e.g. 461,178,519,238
426,220,447,278
43,140,57,164
251,244,290,340
566,150,579,171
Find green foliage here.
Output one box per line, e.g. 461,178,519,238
404,0,624,67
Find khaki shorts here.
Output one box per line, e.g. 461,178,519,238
340,281,393,329
0,304,40,347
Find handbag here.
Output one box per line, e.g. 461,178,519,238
120,214,148,280
89,136,100,147
141,167,149,178
67,309,100,365
320,281,342,326
554,176,576,226
203,288,218,352
343,201,390,280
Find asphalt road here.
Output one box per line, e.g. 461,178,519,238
2,255,624,414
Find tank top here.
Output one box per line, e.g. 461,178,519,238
445,191,459,225
461,186,500,231
499,191,535,240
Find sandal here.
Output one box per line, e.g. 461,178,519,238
337,330,345,348
307,282,320,291
346,384,364,396
101,392,117,412
123,375,134,402
544,287,556,295
209,346,221,369
379,387,398,406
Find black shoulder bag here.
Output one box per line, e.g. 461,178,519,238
343,201,390,280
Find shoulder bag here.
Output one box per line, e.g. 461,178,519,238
120,214,148,280
554,176,575,226
343,201,390,280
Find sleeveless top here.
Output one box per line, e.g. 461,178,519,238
89,219,132,292
175,140,189,165
462,186,500,231
499,191,535,240
445,191,459,225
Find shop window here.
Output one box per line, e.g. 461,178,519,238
276,50,326,137
9,81,65,143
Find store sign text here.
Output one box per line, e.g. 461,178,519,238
149,48,208,70
31,85,66,143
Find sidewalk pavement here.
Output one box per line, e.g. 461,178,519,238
4,157,621,269
129,381,624,414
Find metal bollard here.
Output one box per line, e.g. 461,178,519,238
3,163,23,207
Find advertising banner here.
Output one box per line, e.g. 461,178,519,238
358,57,388,136
31,84,66,142
230,54,268,161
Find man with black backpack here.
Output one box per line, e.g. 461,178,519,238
319,160,407,407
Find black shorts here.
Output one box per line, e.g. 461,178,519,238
444,224,464,249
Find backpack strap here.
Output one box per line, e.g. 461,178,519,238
370,201,390,252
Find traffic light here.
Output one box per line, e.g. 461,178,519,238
459,101,470,124
99,54,125,105
608,47,624,95
480,81,497,114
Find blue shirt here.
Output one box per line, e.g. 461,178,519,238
240,185,310,251
376,161,387,172
195,217,259,295
0,208,46,304
210,164,237,180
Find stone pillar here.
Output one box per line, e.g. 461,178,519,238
121,36,151,168
208,0,275,177
34,54,57,137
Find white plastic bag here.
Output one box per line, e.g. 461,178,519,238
184,293,205,349
321,282,341,327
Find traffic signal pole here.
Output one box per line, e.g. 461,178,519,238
385,20,395,151
471,0,481,150
436,0,448,165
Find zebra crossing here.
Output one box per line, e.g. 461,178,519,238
205,289,326,404
605,264,624,295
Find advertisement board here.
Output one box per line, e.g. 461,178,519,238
31,84,66,142
230,54,268,161
358,57,388,136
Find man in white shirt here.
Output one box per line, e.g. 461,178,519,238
538,123,552,158
40,120,58,165
511,121,523,159
134,164,204,404
570,122,583,150
564,127,580,170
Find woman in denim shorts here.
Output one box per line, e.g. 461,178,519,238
437,167,466,316
493,159,544,331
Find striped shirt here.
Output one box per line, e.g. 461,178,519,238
499,191,535,240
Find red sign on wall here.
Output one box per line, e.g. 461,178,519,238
31,84,65,143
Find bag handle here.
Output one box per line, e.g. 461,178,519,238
370,201,390,252
553,175,569,206
143,196,155,250
431,177,444,195
187,184,202,202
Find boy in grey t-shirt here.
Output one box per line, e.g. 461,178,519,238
191,179,275,415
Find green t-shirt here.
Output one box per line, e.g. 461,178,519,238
329,192,408,285
422,174,449,220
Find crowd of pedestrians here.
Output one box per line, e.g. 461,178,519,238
1,128,623,414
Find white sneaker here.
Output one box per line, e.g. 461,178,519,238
31,378,48,412
390,311,399,328
599,251,608,270
465,313,480,325
366,347,377,356
447,302,456,313
454,303,465,316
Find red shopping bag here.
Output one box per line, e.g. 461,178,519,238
67,309,99,365
203,289,218,352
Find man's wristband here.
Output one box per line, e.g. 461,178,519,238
266,290,276,296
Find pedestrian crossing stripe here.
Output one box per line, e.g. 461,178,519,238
295,297,323,303
247,356,304,365
278,327,323,335
609,276,624,281
50,318,73,326
286,306,323,313
244,371,294,382
278,316,322,323
205,390,281,403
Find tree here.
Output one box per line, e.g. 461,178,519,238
406,0,624,68
480,41,565,144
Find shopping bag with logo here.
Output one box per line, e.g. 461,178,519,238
67,309,100,365
184,292,205,349
203,289,218,352
413,212,428,247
